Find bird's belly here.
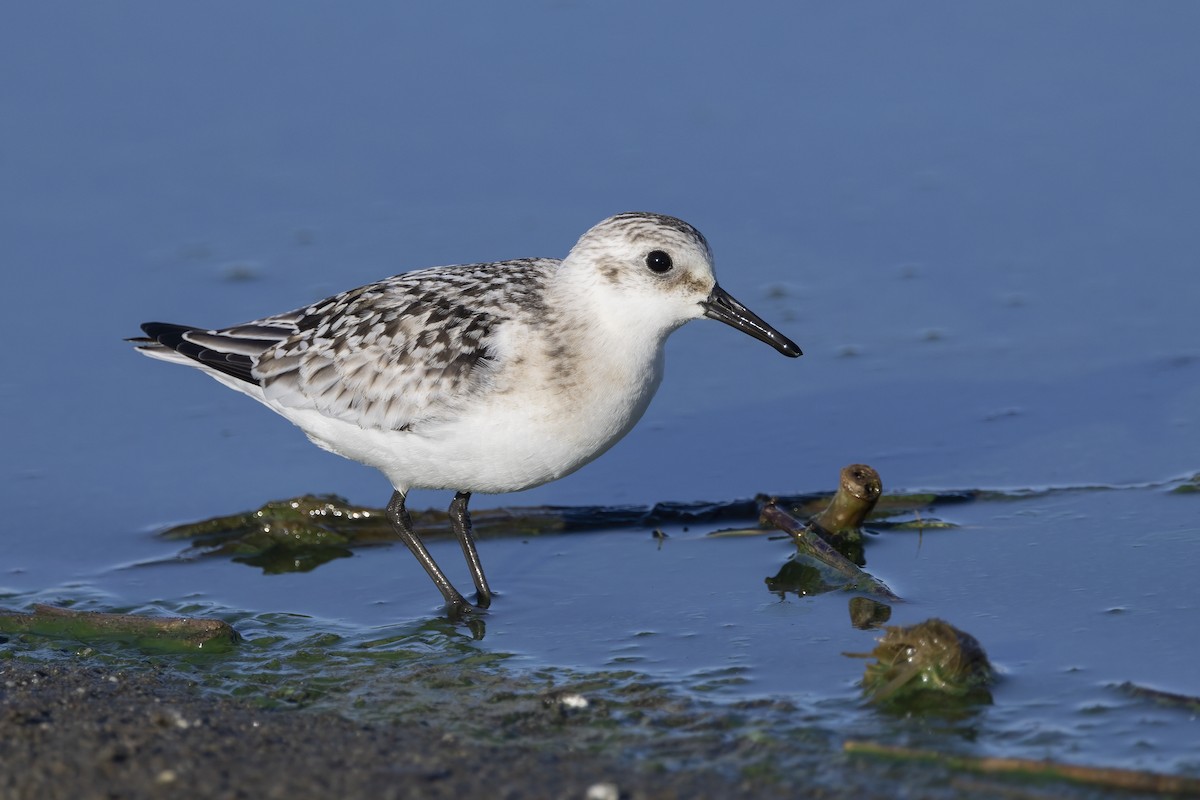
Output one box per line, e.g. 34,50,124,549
408,371,660,492
281,363,662,494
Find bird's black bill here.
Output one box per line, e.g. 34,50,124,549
702,285,802,357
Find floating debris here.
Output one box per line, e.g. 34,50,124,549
1169,473,1200,494
808,464,882,547
158,483,964,575
850,618,993,710
159,494,575,573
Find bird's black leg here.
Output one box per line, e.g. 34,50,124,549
448,491,493,609
385,490,475,615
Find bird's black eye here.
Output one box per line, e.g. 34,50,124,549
645,250,673,274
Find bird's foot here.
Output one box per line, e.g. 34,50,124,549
444,597,488,638
445,596,487,620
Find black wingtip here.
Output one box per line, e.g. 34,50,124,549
133,321,259,385
140,321,200,346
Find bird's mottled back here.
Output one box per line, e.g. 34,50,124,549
255,258,556,432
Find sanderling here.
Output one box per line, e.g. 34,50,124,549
132,212,801,616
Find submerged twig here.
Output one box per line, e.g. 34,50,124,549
760,503,899,601
808,464,883,544
844,741,1200,795
1117,681,1200,712
154,478,971,575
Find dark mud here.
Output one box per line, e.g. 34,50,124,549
2,656,1162,800
0,659,787,800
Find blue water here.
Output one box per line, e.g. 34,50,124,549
3,1,1199,781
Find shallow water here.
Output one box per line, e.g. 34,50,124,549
3,1,1200,790
4,482,1199,782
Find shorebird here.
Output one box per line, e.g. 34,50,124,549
132,212,801,616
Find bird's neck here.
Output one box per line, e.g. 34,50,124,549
545,274,674,380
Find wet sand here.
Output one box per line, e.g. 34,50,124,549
0,659,791,800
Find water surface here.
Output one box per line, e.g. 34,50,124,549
2,1,1198,787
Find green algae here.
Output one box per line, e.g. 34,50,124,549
0,604,239,653
159,494,572,572
852,618,994,711
156,488,971,574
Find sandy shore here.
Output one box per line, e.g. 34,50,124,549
0,659,787,800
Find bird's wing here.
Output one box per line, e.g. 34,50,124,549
137,310,307,385
253,259,554,432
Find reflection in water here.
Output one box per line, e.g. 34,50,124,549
233,545,354,574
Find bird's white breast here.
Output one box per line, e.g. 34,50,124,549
275,310,668,494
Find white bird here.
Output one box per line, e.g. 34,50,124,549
132,212,801,616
